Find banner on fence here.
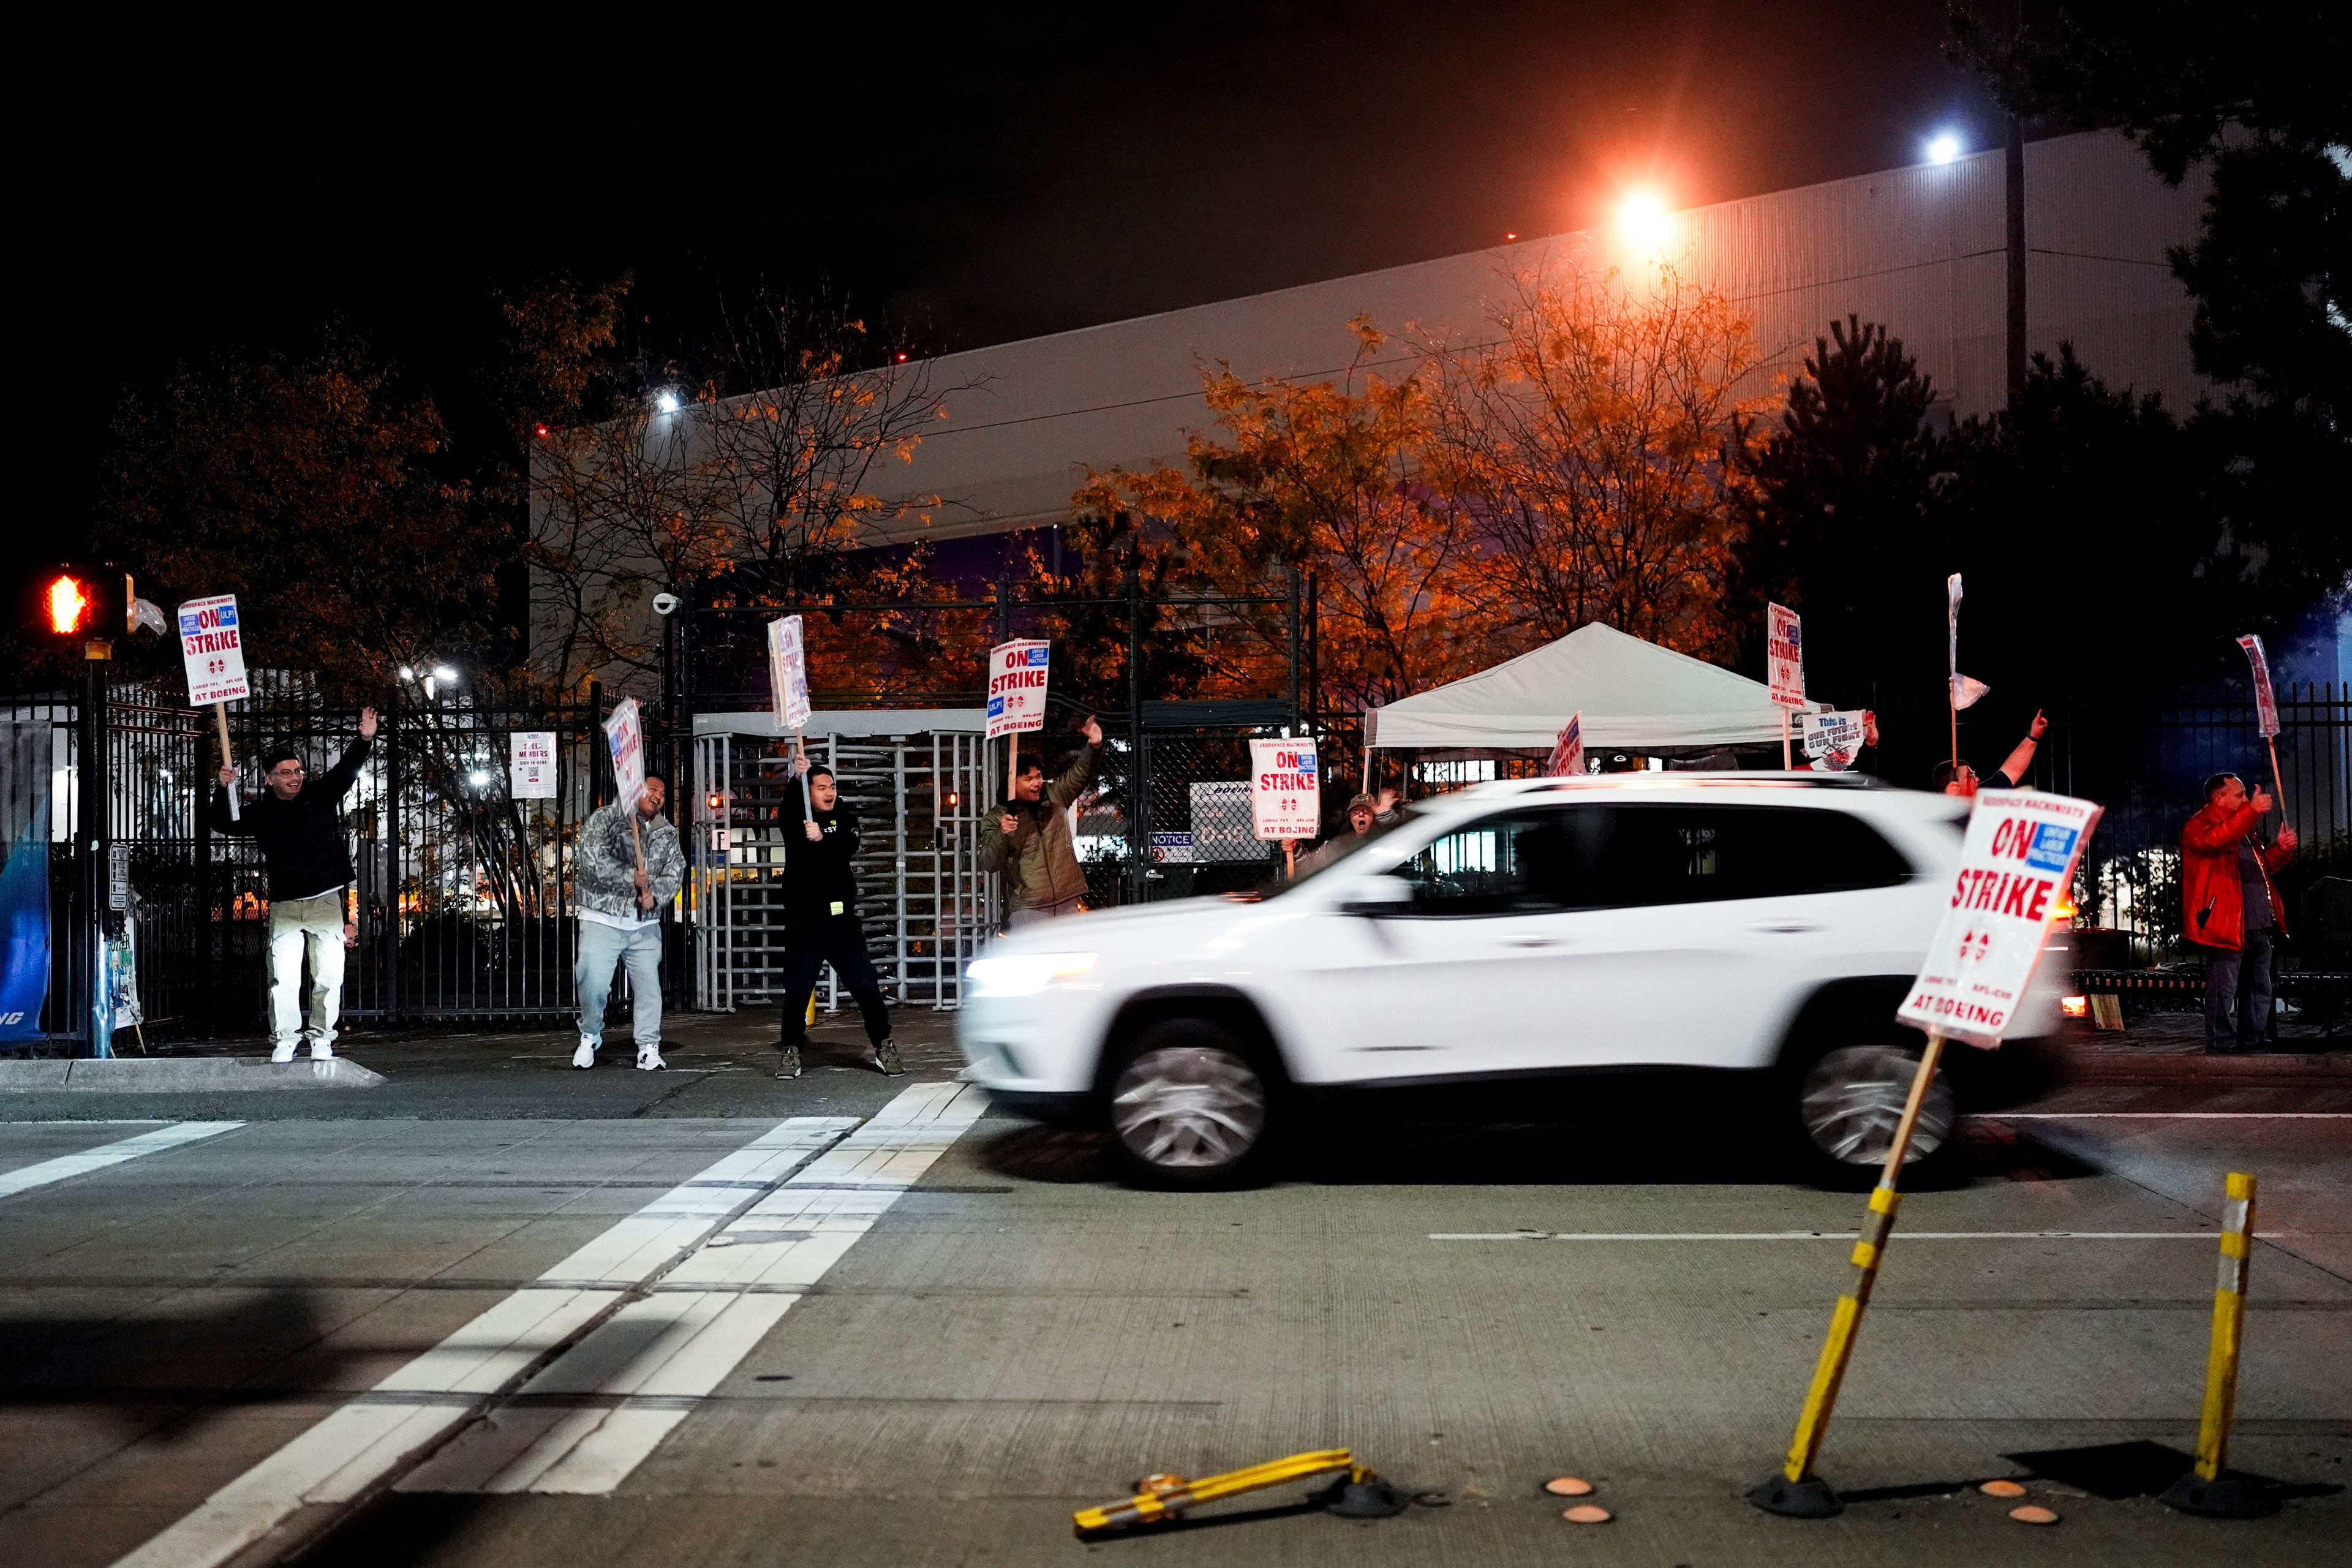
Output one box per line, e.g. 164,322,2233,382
510,731,557,799
987,639,1050,739
768,614,813,731
176,595,249,707
1250,739,1320,841
1190,782,1266,861
2236,634,2280,738
1798,709,1869,769
1898,788,2101,1049
602,698,646,809
0,793,50,1041
1767,603,1805,709
1548,711,1585,777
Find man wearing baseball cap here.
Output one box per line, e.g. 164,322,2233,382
1292,788,1400,876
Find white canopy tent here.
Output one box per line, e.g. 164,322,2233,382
1365,622,1814,752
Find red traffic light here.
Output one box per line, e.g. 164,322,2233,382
48,575,91,635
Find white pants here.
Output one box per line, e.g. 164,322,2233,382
268,891,346,1049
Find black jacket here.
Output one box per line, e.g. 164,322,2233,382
211,737,371,900
780,801,862,929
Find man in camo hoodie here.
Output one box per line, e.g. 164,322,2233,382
572,776,687,1071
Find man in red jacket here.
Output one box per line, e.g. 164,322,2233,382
2182,772,2298,1054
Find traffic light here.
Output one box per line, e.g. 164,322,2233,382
34,565,151,647
47,572,94,635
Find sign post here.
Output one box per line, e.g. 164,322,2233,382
987,639,1052,797
601,698,647,871
177,595,251,822
770,615,815,818
1767,603,1804,768
1753,787,2101,1517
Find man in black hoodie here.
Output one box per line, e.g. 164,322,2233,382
213,708,375,1061
774,758,899,1080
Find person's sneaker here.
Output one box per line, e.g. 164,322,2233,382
270,1041,298,1064
775,1044,802,1080
571,1038,597,1069
636,1046,667,1071
309,1041,335,1061
872,1037,905,1077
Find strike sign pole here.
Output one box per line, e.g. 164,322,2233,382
213,703,238,822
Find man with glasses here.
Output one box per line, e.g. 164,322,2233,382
213,708,377,1062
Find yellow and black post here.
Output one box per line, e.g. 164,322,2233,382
1749,1033,1945,1517
2162,1172,2274,1517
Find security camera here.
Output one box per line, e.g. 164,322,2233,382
651,592,680,617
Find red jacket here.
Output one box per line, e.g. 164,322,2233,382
2181,800,2290,951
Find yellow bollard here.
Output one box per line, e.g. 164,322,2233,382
1073,1449,1362,1536
2160,1172,2274,1517
1749,1033,1945,1517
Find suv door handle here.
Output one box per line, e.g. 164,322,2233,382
1501,936,1568,948
1747,920,1822,934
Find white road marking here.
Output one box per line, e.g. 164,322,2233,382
1986,1112,2352,1120
401,1079,989,1496
0,1121,243,1198
110,1115,857,1568
1427,1230,2290,1242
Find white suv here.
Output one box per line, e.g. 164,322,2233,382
958,774,2061,1186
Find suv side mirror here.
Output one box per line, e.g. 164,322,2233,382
1336,876,1414,918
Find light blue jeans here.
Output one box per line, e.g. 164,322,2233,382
576,919,663,1049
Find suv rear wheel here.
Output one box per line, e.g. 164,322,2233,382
1792,1038,1956,1188
1105,1019,1277,1188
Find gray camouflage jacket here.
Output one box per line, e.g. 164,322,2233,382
576,802,685,921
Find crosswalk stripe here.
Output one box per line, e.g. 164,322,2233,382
0,1121,243,1199
109,1115,857,1568
400,1080,990,1496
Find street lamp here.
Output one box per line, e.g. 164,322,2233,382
1615,190,1672,252
1925,132,1963,164
653,389,682,415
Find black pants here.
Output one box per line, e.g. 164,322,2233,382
2201,930,2274,1050
779,916,891,1047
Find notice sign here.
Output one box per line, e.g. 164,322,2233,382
1548,711,1585,777
1249,738,1319,841
1767,602,1804,708
768,614,812,731
510,731,557,800
2236,634,2279,738
601,698,646,809
176,595,249,707
987,639,1050,740
1898,788,2102,1050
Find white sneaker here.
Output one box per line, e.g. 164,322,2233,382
309,1042,334,1061
571,1038,597,1069
636,1046,666,1072
270,1041,297,1064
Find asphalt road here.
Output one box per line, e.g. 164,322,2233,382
2,1017,2346,1568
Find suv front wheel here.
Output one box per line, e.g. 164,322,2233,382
1105,1019,1278,1188
1792,1036,1956,1188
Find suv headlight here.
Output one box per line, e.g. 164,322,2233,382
966,952,1098,998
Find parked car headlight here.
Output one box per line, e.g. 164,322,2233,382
967,952,1098,997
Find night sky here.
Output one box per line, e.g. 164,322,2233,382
26,1,2004,579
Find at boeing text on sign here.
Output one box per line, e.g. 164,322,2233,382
1250,739,1319,841
178,595,249,707
602,698,647,809
1898,789,2101,1048
987,639,1050,740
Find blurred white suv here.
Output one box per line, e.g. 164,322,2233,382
958,775,2062,1186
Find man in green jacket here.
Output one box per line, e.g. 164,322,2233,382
981,714,1102,929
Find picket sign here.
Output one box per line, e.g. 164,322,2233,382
1548,712,1585,778
987,639,1051,795
2236,631,2286,812
601,698,647,871
1249,738,1319,842
770,615,814,817
1767,603,1803,767
1767,785,2102,1507
1798,709,1868,771
178,595,250,822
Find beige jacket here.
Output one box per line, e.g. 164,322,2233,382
979,746,1098,911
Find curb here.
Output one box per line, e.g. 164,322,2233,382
0,1058,386,1091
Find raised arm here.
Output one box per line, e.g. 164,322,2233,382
317,710,377,802
1047,715,1105,809
1994,710,2047,786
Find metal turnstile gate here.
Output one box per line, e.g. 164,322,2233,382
692,712,995,1014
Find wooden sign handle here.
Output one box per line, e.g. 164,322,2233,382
214,702,239,821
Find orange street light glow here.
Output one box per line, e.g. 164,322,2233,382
48,575,91,635
1616,190,1672,250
